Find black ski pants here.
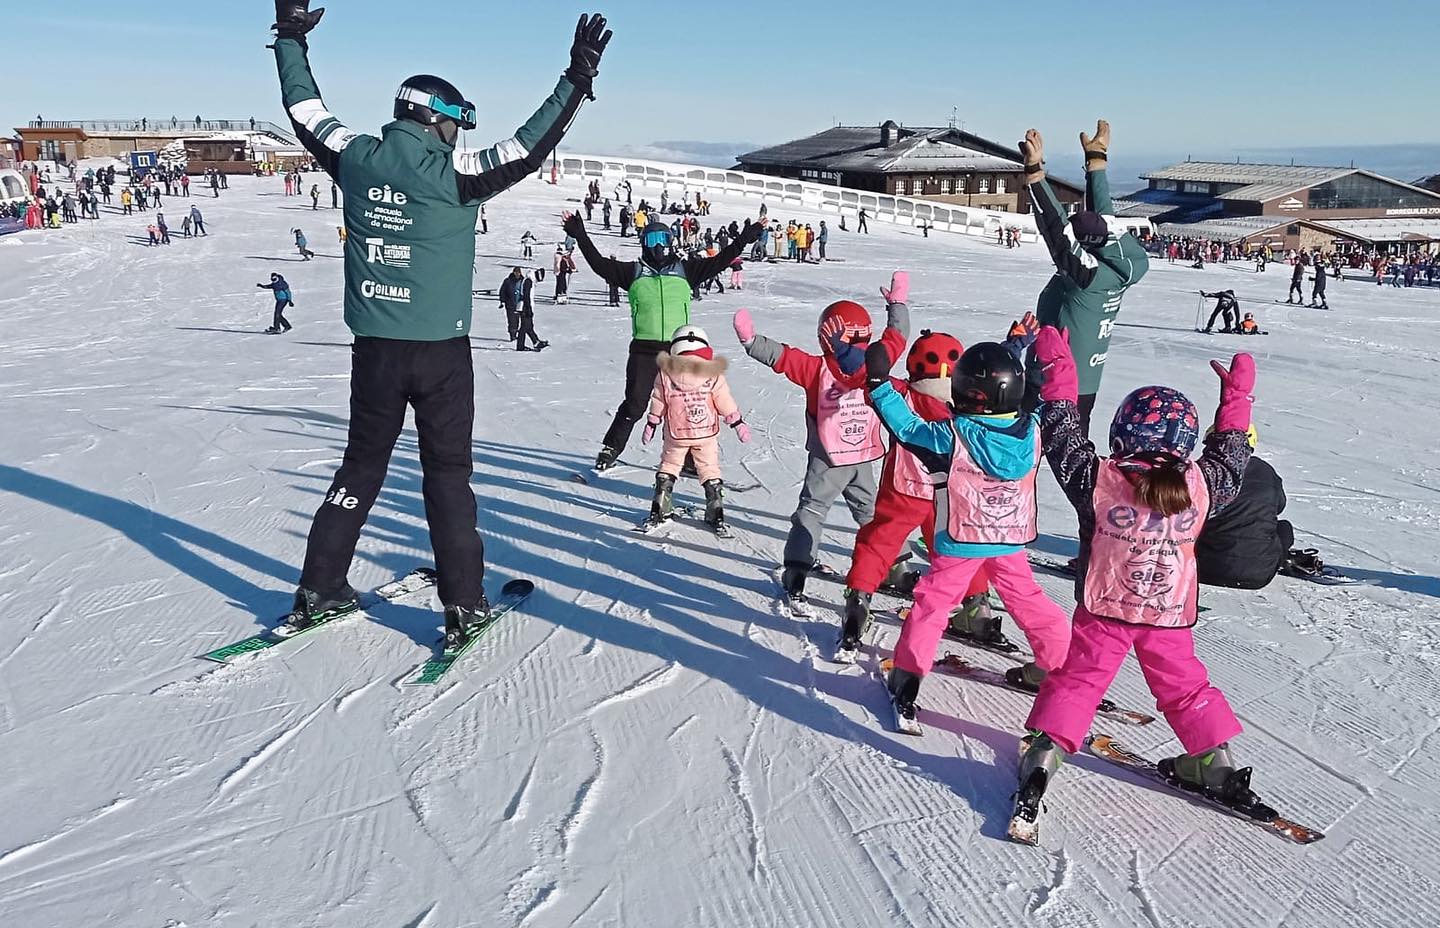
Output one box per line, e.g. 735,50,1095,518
601,339,668,452
1206,303,1237,331
1288,278,1304,301
1077,392,1098,440
301,336,484,608
516,309,542,349
272,299,292,331
503,303,521,340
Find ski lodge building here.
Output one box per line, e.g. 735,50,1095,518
13,119,305,173
1117,160,1440,253
736,121,1084,215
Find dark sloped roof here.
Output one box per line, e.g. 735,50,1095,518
1143,161,1349,187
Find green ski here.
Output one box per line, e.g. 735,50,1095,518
403,579,535,685
201,568,438,664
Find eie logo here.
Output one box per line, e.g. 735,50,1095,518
367,185,408,205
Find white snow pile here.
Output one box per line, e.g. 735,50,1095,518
0,168,1437,928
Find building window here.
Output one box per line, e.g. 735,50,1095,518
1154,179,1178,191
939,177,952,195
1183,181,1209,195
996,177,1007,195
895,179,906,196
979,177,990,194
1287,224,1301,235
957,177,966,194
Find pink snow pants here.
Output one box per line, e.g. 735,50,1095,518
658,436,722,482
1026,606,1242,755
893,551,1070,677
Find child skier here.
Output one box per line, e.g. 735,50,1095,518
292,228,314,260
640,325,751,536
860,338,1072,733
1014,325,1266,832
257,272,294,333
732,271,910,614
839,317,1042,663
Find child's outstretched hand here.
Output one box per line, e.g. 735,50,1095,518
1211,353,1256,433
1008,311,1040,348
1033,325,1078,403
733,309,756,345
641,420,657,445
880,270,909,305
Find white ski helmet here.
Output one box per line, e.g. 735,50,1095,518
670,324,711,356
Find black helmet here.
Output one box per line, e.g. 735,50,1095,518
394,75,477,131
952,342,1025,415
641,223,675,269
1069,210,1109,248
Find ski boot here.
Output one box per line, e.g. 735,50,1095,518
1010,732,1065,844
833,589,872,663
636,473,677,533
282,583,360,634
780,563,811,617
1282,548,1325,579
594,444,620,472
443,596,492,654
879,556,921,597
886,664,922,735
534,340,550,352
947,593,1019,654
1003,661,1047,693
264,326,281,334
1158,744,1277,820
702,478,731,538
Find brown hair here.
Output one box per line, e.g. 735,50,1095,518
1132,460,1193,516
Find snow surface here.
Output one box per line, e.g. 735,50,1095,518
1,171,1438,928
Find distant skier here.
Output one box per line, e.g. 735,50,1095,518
1287,257,1305,303
553,244,575,303
1200,289,1239,333
498,267,529,341
257,272,295,333
857,208,869,234
1310,256,1329,308
292,227,314,260
1021,119,1150,437
310,184,320,209
521,230,537,260
189,204,207,236
266,0,608,649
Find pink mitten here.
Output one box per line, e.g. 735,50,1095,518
1210,353,1256,434
733,309,756,344
880,270,909,305
734,422,752,444
1033,326,1079,404
641,420,657,445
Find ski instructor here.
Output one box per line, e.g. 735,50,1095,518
562,210,760,471
268,2,611,650
1021,119,1149,437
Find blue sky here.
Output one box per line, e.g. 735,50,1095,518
8,1,1438,182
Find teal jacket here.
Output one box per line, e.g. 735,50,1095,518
1028,169,1149,394
274,37,587,340
871,381,1041,557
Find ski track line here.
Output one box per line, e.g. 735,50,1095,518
1126,849,1165,928
214,700,327,799
334,677,384,714
0,797,136,870
579,660,681,717
559,726,607,857
0,600,64,670
1027,846,1073,917
720,739,769,883
503,757,538,823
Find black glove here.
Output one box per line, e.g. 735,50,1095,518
273,1,324,39
566,13,612,98
561,211,585,239
738,219,761,246
865,341,894,389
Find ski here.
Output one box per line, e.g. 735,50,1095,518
402,579,535,685
201,567,437,664
933,654,1155,726
882,604,1030,662
878,660,923,735
1085,734,1325,844
633,505,699,534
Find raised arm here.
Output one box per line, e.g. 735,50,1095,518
270,5,354,179
453,15,610,204
563,212,635,289
1079,119,1113,214
1199,353,1256,514
1033,326,1100,512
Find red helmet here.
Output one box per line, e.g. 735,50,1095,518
906,329,964,382
817,300,872,355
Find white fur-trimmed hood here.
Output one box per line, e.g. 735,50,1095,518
657,352,729,378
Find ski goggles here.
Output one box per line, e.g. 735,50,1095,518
397,86,477,130
643,228,673,250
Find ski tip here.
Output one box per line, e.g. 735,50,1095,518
1006,820,1041,846
500,578,535,596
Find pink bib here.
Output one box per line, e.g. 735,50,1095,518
659,375,720,441
815,364,885,467
1083,460,1210,627
944,425,1040,544
889,391,935,500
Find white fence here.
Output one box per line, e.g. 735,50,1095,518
551,153,1040,243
